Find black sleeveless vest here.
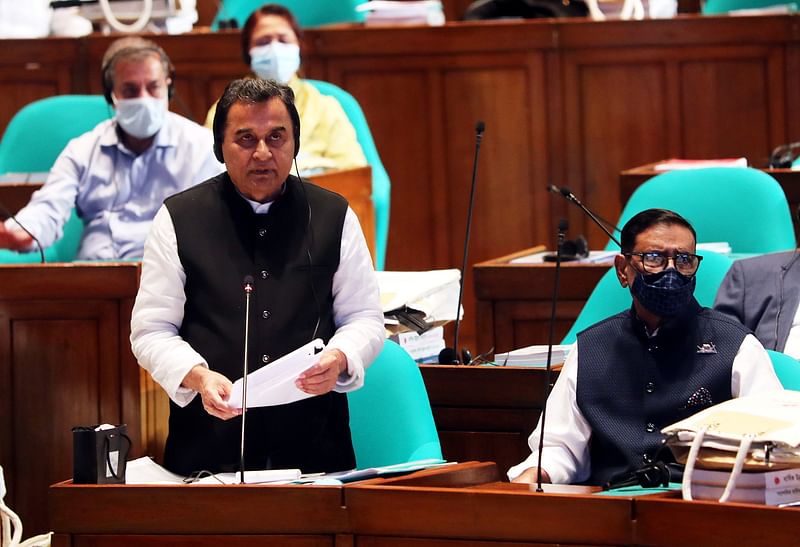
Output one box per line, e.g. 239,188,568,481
162,172,354,475
576,300,748,485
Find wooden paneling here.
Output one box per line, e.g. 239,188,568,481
0,263,143,537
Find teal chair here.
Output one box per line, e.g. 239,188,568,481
0,95,112,174
767,350,800,391
607,167,796,255
307,79,391,271
702,0,797,13
347,340,442,469
561,250,734,344
212,0,364,29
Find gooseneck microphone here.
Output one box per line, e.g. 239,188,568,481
547,185,622,248
536,218,568,492
239,275,255,484
0,202,45,264
438,121,485,365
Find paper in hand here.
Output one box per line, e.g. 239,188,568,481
227,338,325,409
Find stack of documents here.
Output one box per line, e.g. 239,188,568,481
653,158,748,171
687,467,800,506
494,344,572,367
356,1,445,26
390,326,446,363
125,457,302,485
227,338,324,409
377,269,461,335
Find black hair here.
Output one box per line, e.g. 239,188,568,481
212,77,301,163
620,208,697,254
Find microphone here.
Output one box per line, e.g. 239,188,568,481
239,275,255,484
536,218,568,492
547,184,622,248
0,202,45,264
602,461,671,490
438,121,485,365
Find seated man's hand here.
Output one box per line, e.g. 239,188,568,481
182,365,241,420
296,349,347,395
512,467,551,484
0,224,33,251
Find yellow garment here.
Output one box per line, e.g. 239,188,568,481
205,76,367,174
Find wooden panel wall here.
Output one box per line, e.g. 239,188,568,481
0,16,797,352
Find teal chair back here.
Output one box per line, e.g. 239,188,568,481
212,0,364,29
347,340,442,469
702,0,797,14
561,250,734,344
306,79,391,271
767,350,800,390
0,95,112,174
0,209,83,264
607,167,796,255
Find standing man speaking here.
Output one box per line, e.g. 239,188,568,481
131,78,384,476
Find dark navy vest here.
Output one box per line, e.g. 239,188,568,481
576,299,748,486
163,172,354,476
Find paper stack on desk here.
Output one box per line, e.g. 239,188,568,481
377,269,461,335
494,344,573,367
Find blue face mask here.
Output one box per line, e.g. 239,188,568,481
250,42,300,84
114,96,167,139
631,268,696,317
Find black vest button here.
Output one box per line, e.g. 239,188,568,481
645,382,655,393
262,310,271,319
258,228,267,237
261,354,270,363
260,270,269,279
646,422,656,433
643,453,653,464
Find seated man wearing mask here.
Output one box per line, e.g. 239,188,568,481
509,209,782,486
714,250,800,357
0,37,223,260
204,3,366,174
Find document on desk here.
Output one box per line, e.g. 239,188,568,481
227,338,325,409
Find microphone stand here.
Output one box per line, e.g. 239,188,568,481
536,218,568,492
240,276,255,484
439,121,485,365
548,185,622,248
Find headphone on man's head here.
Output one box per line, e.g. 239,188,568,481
100,40,176,105
212,95,301,164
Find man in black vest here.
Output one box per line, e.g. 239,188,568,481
130,78,384,476
509,209,782,486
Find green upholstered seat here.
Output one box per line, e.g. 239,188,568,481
767,349,800,391
347,340,442,469
212,0,364,29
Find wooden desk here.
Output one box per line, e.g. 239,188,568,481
0,262,163,538
635,495,800,547
620,163,800,235
473,246,611,354
420,364,558,474
49,480,348,547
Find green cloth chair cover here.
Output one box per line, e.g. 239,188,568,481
347,339,442,469
702,0,797,14
767,349,800,391
561,250,734,344
0,95,112,174
211,0,365,29
607,167,796,255
306,79,391,271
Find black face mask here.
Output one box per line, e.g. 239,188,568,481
631,268,696,317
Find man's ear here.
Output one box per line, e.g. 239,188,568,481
614,254,629,287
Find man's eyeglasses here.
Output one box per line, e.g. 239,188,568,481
624,251,702,275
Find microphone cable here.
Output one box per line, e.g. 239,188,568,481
0,203,45,264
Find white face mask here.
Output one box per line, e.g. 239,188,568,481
249,42,300,84
114,96,168,139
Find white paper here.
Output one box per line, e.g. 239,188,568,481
125,456,301,485
377,269,461,322
227,339,325,409
194,468,301,485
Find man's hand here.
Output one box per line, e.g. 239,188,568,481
511,467,551,484
296,349,347,395
0,224,33,251
182,365,241,420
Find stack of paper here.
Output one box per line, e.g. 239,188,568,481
688,467,800,505
125,456,301,485
494,344,572,367
390,326,446,363
377,269,461,335
653,157,748,171
356,1,445,26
